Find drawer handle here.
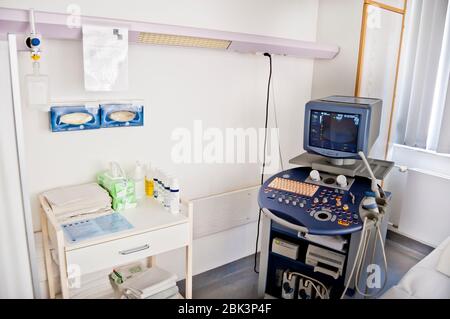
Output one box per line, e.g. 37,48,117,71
119,244,150,255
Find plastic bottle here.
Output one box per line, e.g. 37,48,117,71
157,170,164,203
26,62,49,111
169,178,180,215
163,172,171,210
153,168,159,200
133,161,145,200
145,163,154,197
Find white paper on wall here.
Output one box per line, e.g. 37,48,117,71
82,24,128,91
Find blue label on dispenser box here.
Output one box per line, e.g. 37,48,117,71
50,105,101,132
100,103,144,128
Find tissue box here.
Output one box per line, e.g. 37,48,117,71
112,195,137,211
50,105,101,132
97,171,136,210
100,103,144,128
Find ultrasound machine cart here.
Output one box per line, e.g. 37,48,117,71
257,96,394,299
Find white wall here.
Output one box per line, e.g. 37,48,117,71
0,0,318,41
1,0,321,295
385,144,450,229
311,0,363,98
19,38,317,232
0,41,34,298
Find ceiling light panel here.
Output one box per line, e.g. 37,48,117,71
137,32,231,49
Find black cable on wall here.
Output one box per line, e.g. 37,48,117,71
254,52,272,273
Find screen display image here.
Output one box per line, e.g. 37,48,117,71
309,110,360,154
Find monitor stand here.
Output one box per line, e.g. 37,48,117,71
289,152,394,180
328,158,356,166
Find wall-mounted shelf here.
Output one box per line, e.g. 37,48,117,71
0,8,339,59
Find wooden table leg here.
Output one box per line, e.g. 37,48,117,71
147,255,156,268
56,230,69,299
40,208,56,299
185,201,193,299
185,245,192,299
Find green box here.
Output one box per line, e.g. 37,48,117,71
97,171,136,211
112,194,137,211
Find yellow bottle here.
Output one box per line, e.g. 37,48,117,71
145,163,154,197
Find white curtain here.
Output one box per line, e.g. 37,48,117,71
395,0,450,153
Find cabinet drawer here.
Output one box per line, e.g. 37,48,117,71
66,223,189,274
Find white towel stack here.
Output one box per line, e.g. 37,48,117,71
70,271,116,299
118,266,179,299
42,183,112,221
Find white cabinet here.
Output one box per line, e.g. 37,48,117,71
40,196,193,299
66,223,189,275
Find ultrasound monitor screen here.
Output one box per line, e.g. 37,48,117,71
309,110,360,153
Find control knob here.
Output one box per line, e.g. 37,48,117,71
309,170,321,182
336,175,347,188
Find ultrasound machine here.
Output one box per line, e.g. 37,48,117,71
257,96,394,299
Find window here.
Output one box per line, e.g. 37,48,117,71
394,0,450,154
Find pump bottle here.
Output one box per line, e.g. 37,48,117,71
153,168,160,200
133,161,145,200
169,178,180,214
145,163,154,197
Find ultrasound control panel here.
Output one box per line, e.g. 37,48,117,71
258,167,373,235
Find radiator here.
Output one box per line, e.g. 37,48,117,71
395,168,450,247
191,185,260,239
